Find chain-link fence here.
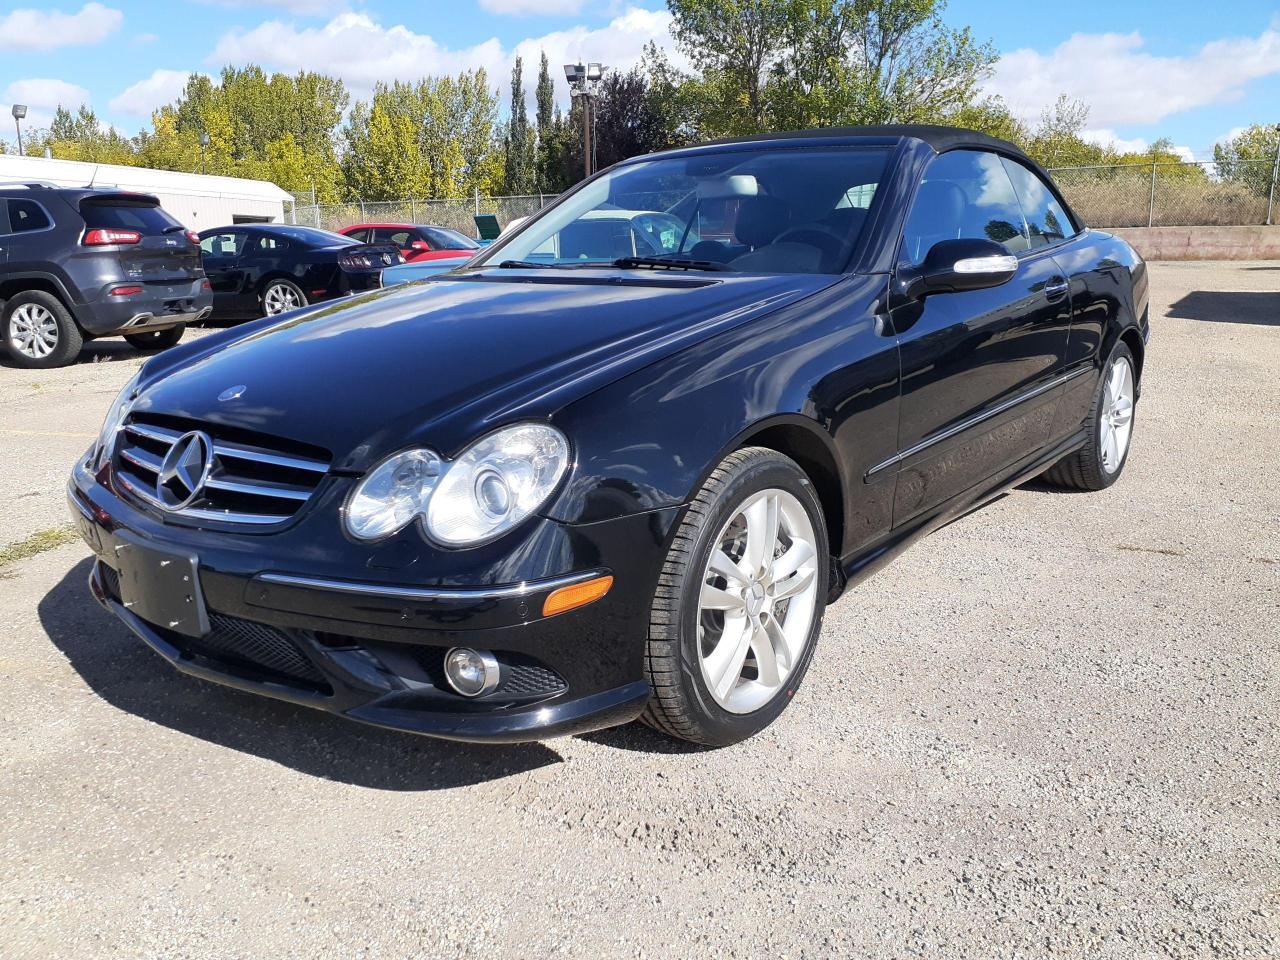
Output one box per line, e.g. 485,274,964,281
289,158,1280,234
288,194,557,234
1049,159,1278,228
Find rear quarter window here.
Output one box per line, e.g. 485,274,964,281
7,199,52,233
81,199,181,235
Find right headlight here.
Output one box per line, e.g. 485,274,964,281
343,424,570,547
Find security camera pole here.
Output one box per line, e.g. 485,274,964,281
564,62,605,179
11,104,27,155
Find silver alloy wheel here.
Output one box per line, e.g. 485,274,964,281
263,282,301,316
697,488,820,714
1100,355,1135,474
8,303,59,359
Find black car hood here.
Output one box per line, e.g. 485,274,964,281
135,269,834,469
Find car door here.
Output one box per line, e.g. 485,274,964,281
198,231,248,314
887,149,1073,525
373,227,415,261
0,200,10,266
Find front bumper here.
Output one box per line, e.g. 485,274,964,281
68,457,677,743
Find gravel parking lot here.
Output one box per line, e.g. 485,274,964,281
1,261,1277,959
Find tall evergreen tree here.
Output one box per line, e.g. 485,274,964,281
503,56,537,194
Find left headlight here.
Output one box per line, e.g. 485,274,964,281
93,371,141,470
343,423,570,547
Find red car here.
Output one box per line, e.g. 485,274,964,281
338,223,480,263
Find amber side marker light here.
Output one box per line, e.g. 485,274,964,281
542,575,613,618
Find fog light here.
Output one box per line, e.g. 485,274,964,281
444,647,500,697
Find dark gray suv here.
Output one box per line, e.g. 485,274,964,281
0,183,213,368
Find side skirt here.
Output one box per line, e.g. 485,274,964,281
829,428,1089,602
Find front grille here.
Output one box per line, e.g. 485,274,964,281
113,413,330,526
183,613,329,689
99,563,122,602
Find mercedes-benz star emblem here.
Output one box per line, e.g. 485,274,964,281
218,384,247,402
157,430,213,510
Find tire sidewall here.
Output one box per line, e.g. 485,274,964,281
675,456,829,744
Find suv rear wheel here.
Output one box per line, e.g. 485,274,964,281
124,325,185,351
2,290,83,368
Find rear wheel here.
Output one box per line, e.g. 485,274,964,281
641,447,829,746
261,279,307,317
1042,341,1137,491
2,290,83,368
124,325,185,351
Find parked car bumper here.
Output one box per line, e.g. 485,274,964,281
67,454,677,742
77,280,214,336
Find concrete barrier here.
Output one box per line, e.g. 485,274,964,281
1106,225,1280,261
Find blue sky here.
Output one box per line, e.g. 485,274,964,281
2,0,1277,159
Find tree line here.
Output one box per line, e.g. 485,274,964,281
8,0,1277,202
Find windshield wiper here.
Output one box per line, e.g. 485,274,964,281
612,256,730,272
496,259,569,269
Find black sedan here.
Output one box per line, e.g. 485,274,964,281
196,224,401,320
71,125,1148,746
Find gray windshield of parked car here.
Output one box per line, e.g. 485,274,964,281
481,146,891,274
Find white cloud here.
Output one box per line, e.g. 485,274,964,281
208,7,678,104
2,78,91,112
1082,129,1197,161
109,69,201,116
478,0,586,15
987,25,1280,129
0,2,123,51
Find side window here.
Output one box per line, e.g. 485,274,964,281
900,150,1029,265
200,232,244,258
1001,158,1077,248
377,229,413,247
252,235,289,254
346,228,369,243
8,199,52,233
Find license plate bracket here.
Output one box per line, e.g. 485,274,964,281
114,533,209,638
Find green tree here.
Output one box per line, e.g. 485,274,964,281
1214,124,1280,195
26,105,137,164
503,56,537,194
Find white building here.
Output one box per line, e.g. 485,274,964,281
0,154,293,229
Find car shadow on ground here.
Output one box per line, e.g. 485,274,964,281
0,338,150,368
1167,290,1280,326
40,557,563,790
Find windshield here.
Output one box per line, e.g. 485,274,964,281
423,226,479,250
270,225,360,248
477,145,889,274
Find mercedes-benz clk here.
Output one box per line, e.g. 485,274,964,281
69,126,1148,746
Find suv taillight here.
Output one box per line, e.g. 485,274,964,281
83,229,142,246
185,230,200,245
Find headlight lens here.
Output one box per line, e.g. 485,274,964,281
94,372,140,470
426,424,570,546
342,424,569,546
345,448,443,541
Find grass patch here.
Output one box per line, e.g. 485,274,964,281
0,525,78,569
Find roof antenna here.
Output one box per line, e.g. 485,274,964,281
87,165,99,188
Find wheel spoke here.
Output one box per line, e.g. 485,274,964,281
751,620,783,686
743,495,778,575
1111,397,1133,425
772,566,815,602
1102,428,1119,469
700,581,743,612
705,614,752,700
770,539,814,585
708,547,749,588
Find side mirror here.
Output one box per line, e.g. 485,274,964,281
898,238,1017,301
409,239,430,252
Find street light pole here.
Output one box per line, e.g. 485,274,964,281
564,61,605,179
199,131,210,175
11,104,27,155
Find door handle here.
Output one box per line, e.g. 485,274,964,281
1044,278,1069,300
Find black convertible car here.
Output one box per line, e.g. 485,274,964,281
71,126,1148,746
197,224,401,320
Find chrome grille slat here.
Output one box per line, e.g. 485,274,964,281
114,415,331,526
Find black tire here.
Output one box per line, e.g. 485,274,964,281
641,447,830,746
124,325,185,351
1042,341,1137,491
1,290,83,369
260,279,308,317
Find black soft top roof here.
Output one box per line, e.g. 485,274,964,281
684,124,1031,161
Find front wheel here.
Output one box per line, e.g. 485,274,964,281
641,447,829,746
124,325,185,351
260,279,307,317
